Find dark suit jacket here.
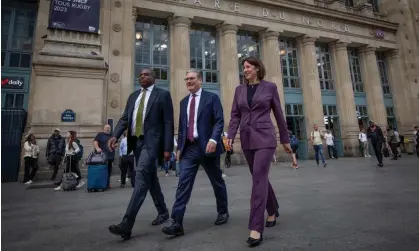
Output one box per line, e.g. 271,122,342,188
227,80,289,150
113,86,174,160
177,89,224,157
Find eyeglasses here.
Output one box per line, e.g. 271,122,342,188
184,77,196,81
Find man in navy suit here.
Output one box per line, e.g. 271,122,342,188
162,69,229,236
107,68,174,240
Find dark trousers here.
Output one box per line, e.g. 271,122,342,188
327,145,338,159
171,142,228,224
372,142,383,164
122,139,167,229
120,155,135,187
23,157,38,182
107,160,113,186
243,148,278,233
49,154,62,181
390,143,399,159
65,155,82,181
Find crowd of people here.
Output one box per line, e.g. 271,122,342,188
20,56,419,247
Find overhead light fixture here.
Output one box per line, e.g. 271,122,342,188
136,32,143,40
279,49,286,55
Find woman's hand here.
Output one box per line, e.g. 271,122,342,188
282,143,292,154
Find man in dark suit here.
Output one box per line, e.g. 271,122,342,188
107,68,174,240
367,120,385,167
162,69,229,237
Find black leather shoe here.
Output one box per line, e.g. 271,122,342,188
108,223,132,240
247,234,263,247
152,212,169,226
214,213,229,225
265,211,279,228
162,221,184,236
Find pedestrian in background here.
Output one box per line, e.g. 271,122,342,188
94,124,115,188
310,124,327,167
23,133,40,184
367,121,385,167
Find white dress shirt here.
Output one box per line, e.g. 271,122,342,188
132,85,154,135
186,88,216,144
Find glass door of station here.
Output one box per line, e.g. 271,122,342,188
323,105,343,157
285,104,307,159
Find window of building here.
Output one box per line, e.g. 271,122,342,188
386,107,396,129
376,52,391,94
3,93,24,108
345,0,354,7
1,7,36,70
190,25,218,85
285,104,305,142
356,105,369,129
369,0,379,12
280,38,300,89
323,105,340,137
285,104,304,116
316,43,334,90
237,31,260,84
348,48,364,93
134,17,169,84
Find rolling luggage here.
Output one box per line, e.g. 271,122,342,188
86,151,108,192
61,155,78,191
87,164,108,192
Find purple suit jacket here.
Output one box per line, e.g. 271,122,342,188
227,80,290,150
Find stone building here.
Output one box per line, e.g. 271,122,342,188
1,0,418,180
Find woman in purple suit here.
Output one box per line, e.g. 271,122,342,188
227,57,292,247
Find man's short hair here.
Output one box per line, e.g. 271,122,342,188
186,69,203,80
140,67,156,79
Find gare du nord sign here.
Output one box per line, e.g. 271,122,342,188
190,0,351,33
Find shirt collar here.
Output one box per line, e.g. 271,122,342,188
141,85,154,92
191,88,202,97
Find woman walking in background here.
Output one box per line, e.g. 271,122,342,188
227,57,292,247
23,134,40,184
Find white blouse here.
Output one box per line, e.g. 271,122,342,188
65,142,80,155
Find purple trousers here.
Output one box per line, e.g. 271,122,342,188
243,148,279,233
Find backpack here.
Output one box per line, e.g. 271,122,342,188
290,135,299,146
75,140,84,161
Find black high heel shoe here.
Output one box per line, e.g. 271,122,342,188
247,234,263,247
265,211,279,228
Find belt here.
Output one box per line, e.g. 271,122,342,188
186,138,199,144
135,135,145,140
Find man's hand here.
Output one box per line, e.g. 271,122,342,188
206,141,217,153
107,137,117,152
282,143,292,154
164,151,171,161
227,139,233,147
176,150,181,162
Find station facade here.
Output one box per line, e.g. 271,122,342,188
1,0,419,178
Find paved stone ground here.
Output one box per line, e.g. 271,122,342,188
2,156,419,251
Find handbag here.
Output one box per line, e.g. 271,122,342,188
86,151,108,165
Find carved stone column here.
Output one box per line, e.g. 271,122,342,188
217,24,239,131
260,31,285,112
359,46,387,128
297,36,325,157
330,42,359,156
169,17,191,132
387,50,415,135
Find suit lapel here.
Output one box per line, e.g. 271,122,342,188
251,81,265,110
197,90,206,119
242,85,250,110
144,86,158,120
129,90,141,121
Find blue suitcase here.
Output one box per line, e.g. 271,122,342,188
87,164,108,192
